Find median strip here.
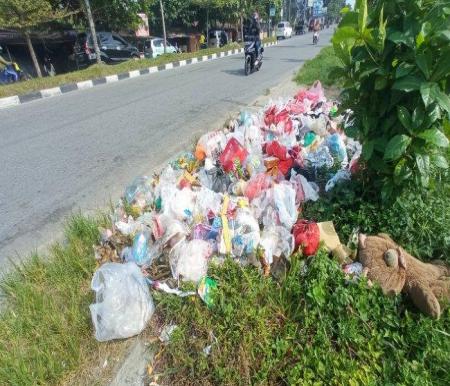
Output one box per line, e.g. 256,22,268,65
0,42,276,110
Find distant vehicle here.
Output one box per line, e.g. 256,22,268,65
143,38,178,58
276,21,293,39
73,32,140,68
208,29,229,48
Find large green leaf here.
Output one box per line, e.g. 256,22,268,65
417,128,449,147
332,26,359,45
395,63,414,79
431,154,449,169
394,158,412,184
431,51,450,81
397,106,412,131
430,86,450,115
412,105,425,129
384,135,412,161
388,30,414,47
362,140,374,160
416,153,431,176
420,82,433,106
416,51,432,79
392,75,423,92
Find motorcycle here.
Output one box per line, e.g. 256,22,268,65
244,40,263,76
0,62,29,84
313,32,319,45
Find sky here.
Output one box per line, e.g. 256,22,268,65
347,0,355,8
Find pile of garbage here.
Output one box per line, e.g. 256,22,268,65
90,81,362,342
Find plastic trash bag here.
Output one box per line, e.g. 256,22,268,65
305,145,334,170
326,133,348,167
325,169,351,192
124,176,153,209
90,262,154,342
169,239,211,282
170,187,196,221
127,231,154,266
273,182,297,229
290,171,319,203
310,114,328,137
232,208,260,257
195,130,228,161
198,167,231,193
259,226,294,265
292,220,320,256
219,137,249,173
244,173,272,201
194,187,223,219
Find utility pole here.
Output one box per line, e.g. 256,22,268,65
206,7,209,47
160,0,167,54
84,0,101,65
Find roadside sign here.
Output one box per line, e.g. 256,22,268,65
270,7,276,17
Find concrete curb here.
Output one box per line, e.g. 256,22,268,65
0,42,278,110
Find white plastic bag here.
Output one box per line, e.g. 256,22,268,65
90,262,154,342
169,239,211,282
273,182,297,229
259,226,294,265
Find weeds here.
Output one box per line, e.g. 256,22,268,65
156,251,450,385
294,46,342,87
0,214,102,385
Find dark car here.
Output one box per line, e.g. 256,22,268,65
73,32,140,68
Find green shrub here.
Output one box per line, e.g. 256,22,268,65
331,0,450,201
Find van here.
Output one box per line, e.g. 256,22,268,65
276,21,293,39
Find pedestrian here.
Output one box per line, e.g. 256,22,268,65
199,32,206,49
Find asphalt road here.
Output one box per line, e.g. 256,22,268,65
0,29,333,270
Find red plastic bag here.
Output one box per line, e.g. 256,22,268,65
265,141,288,160
292,220,320,256
219,138,248,173
244,173,272,201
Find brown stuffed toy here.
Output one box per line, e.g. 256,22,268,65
358,233,450,319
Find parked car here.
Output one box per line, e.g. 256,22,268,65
276,21,293,39
143,37,178,58
208,29,229,48
73,32,139,68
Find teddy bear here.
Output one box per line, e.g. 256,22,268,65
358,233,450,319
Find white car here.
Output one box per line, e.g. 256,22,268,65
144,38,178,58
276,21,293,39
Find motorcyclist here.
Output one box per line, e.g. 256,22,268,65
249,11,261,56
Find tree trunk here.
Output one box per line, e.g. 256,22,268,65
24,31,42,78
160,0,167,54
84,0,102,64
240,14,244,42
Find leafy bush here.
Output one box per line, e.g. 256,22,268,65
332,0,450,201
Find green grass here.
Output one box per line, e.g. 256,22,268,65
294,45,343,86
0,214,104,385
0,43,241,99
155,251,450,385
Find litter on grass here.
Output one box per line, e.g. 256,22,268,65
90,81,363,341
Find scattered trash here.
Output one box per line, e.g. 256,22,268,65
198,277,218,307
90,82,366,341
159,324,178,344
90,262,154,342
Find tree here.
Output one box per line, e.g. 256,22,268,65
54,0,152,30
0,0,66,77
